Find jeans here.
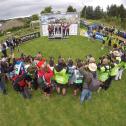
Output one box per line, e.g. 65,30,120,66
103,76,115,90
21,87,32,99
115,68,124,80
80,89,92,104
0,78,7,94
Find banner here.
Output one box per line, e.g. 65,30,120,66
21,32,40,42
95,32,104,41
42,25,48,36
41,13,79,25
69,24,78,35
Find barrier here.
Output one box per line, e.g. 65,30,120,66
20,32,40,42
95,32,104,41
0,32,40,52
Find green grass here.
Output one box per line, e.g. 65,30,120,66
0,36,126,126
15,36,107,60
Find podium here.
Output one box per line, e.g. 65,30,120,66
48,34,63,39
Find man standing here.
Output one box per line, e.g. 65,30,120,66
66,23,70,36
0,61,7,95
1,43,7,57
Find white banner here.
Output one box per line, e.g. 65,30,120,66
42,25,48,36
69,24,78,35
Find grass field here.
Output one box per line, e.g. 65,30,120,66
0,36,126,126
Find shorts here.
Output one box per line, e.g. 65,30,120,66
56,83,68,89
73,83,82,90
43,85,52,94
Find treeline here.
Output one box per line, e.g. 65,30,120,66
81,4,126,19
81,4,126,29
81,6,104,19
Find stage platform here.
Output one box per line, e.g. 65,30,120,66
48,34,63,39
48,34,69,39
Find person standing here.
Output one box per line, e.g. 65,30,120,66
9,39,14,56
62,23,66,37
1,43,7,57
66,23,70,36
59,24,61,34
0,61,7,95
79,63,101,104
48,25,51,37
55,24,58,35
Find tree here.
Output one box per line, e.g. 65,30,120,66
81,6,87,18
107,5,118,17
94,6,104,19
118,4,126,19
31,14,39,21
85,6,94,19
67,5,76,12
41,6,52,14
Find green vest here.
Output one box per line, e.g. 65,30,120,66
110,63,119,76
124,62,126,69
54,69,68,85
116,39,119,46
116,57,122,69
124,45,126,51
103,36,108,42
121,61,126,69
98,66,109,82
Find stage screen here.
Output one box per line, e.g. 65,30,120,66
40,13,79,36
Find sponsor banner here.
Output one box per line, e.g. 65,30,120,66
69,24,78,35
41,13,79,25
20,32,40,42
95,32,104,41
42,25,48,36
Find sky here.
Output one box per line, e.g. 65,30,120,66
0,0,125,20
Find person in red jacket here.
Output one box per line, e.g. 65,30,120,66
37,60,54,96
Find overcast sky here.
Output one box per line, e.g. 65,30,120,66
0,0,125,20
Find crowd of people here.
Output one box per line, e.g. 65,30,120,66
0,36,126,104
48,23,70,37
87,24,126,51
0,38,20,58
